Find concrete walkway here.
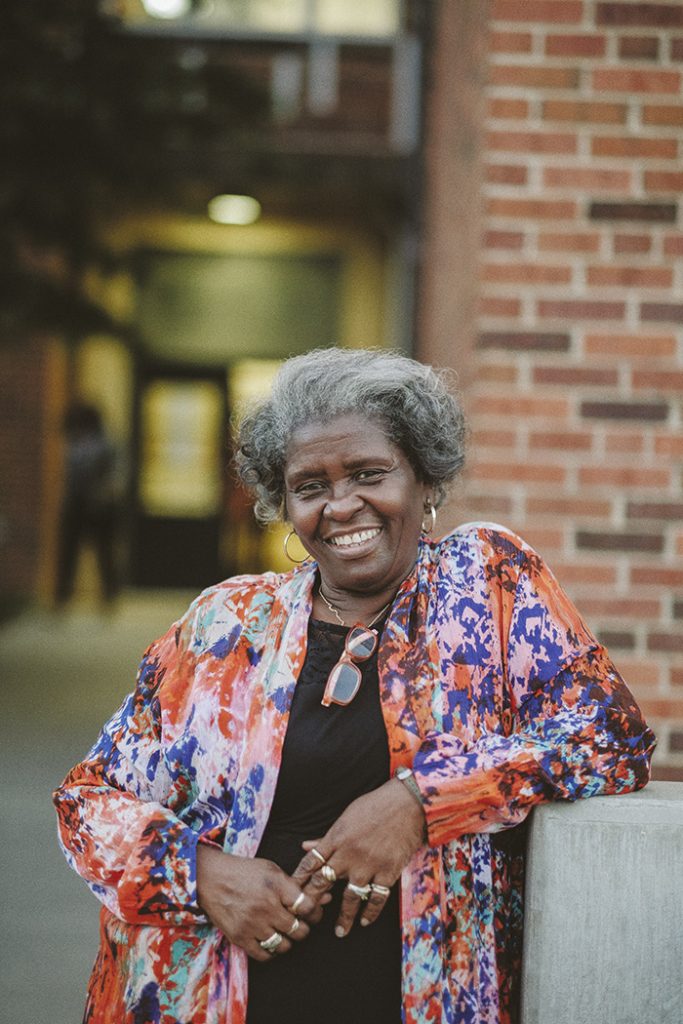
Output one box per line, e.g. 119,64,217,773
0,591,195,1024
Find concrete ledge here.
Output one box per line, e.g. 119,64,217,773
521,782,683,1024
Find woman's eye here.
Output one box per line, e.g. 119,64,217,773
295,481,325,495
356,469,384,481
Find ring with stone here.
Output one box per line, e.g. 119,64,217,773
346,882,372,900
320,863,337,883
259,931,284,954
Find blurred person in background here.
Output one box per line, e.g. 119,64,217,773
53,348,655,1024
55,402,122,607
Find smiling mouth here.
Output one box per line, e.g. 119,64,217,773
325,528,381,549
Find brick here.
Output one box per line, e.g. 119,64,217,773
673,667,683,686
483,230,525,249
605,432,645,454
580,400,669,421
479,296,522,317
633,370,683,391
613,234,652,254
591,137,678,158
652,766,683,782
576,530,664,553
632,566,683,586
485,164,528,185
473,394,570,418
584,333,677,358
670,732,683,753
527,497,612,517
466,494,514,518
488,98,529,120
654,434,683,457
596,3,683,28
673,600,683,619
487,198,576,220
538,299,625,320
489,30,533,53
589,200,677,222
521,528,565,552
546,33,606,57
489,66,580,89
551,562,617,585
644,170,683,192
542,99,627,124
581,467,670,487
673,38,683,59
642,104,683,125
478,331,570,352
486,130,578,154
492,1,583,23
471,429,517,449
664,235,683,256
647,633,683,654
533,366,618,386
482,263,572,284
478,363,519,384
628,501,683,520
543,167,632,191
640,700,683,718
592,68,681,93
581,598,661,618
618,35,660,59
470,461,566,484
598,630,636,650
641,303,683,324
538,232,600,252
529,431,593,451
587,266,673,287
614,658,661,687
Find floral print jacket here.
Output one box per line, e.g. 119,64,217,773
54,523,656,1024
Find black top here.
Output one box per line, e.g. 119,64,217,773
246,617,402,1024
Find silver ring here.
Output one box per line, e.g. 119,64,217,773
370,883,391,898
290,892,306,914
346,882,372,900
287,918,300,936
259,931,283,954
320,863,337,883
310,848,326,866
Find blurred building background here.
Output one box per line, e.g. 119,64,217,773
1,2,681,761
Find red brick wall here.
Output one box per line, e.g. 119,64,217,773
465,0,683,779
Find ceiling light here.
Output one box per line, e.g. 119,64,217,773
207,194,262,226
141,0,192,20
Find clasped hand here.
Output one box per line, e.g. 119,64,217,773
196,778,426,960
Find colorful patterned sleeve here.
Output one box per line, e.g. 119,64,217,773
412,530,657,847
52,606,207,927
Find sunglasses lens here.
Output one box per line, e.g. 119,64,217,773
347,628,377,659
328,662,361,704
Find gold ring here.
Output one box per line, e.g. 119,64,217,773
290,892,306,914
259,931,283,954
370,883,391,898
310,848,326,866
320,864,337,883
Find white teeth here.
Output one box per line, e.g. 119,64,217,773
328,529,380,547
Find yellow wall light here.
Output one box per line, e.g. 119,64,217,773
207,195,262,226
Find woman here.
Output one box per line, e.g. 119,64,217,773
54,348,655,1024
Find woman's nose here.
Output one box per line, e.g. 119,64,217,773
322,485,364,520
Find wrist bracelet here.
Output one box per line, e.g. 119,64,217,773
395,766,423,807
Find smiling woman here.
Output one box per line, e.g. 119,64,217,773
54,347,655,1024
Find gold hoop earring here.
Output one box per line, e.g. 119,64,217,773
421,500,436,535
283,529,309,563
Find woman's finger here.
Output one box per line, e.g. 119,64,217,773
291,841,333,886
358,881,394,928
333,881,372,938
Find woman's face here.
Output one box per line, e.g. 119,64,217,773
284,413,430,597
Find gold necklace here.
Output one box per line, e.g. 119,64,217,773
318,585,392,629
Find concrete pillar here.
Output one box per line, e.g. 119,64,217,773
521,782,683,1024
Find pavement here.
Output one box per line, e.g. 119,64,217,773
0,590,196,1024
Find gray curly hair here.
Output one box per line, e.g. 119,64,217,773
235,347,466,524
